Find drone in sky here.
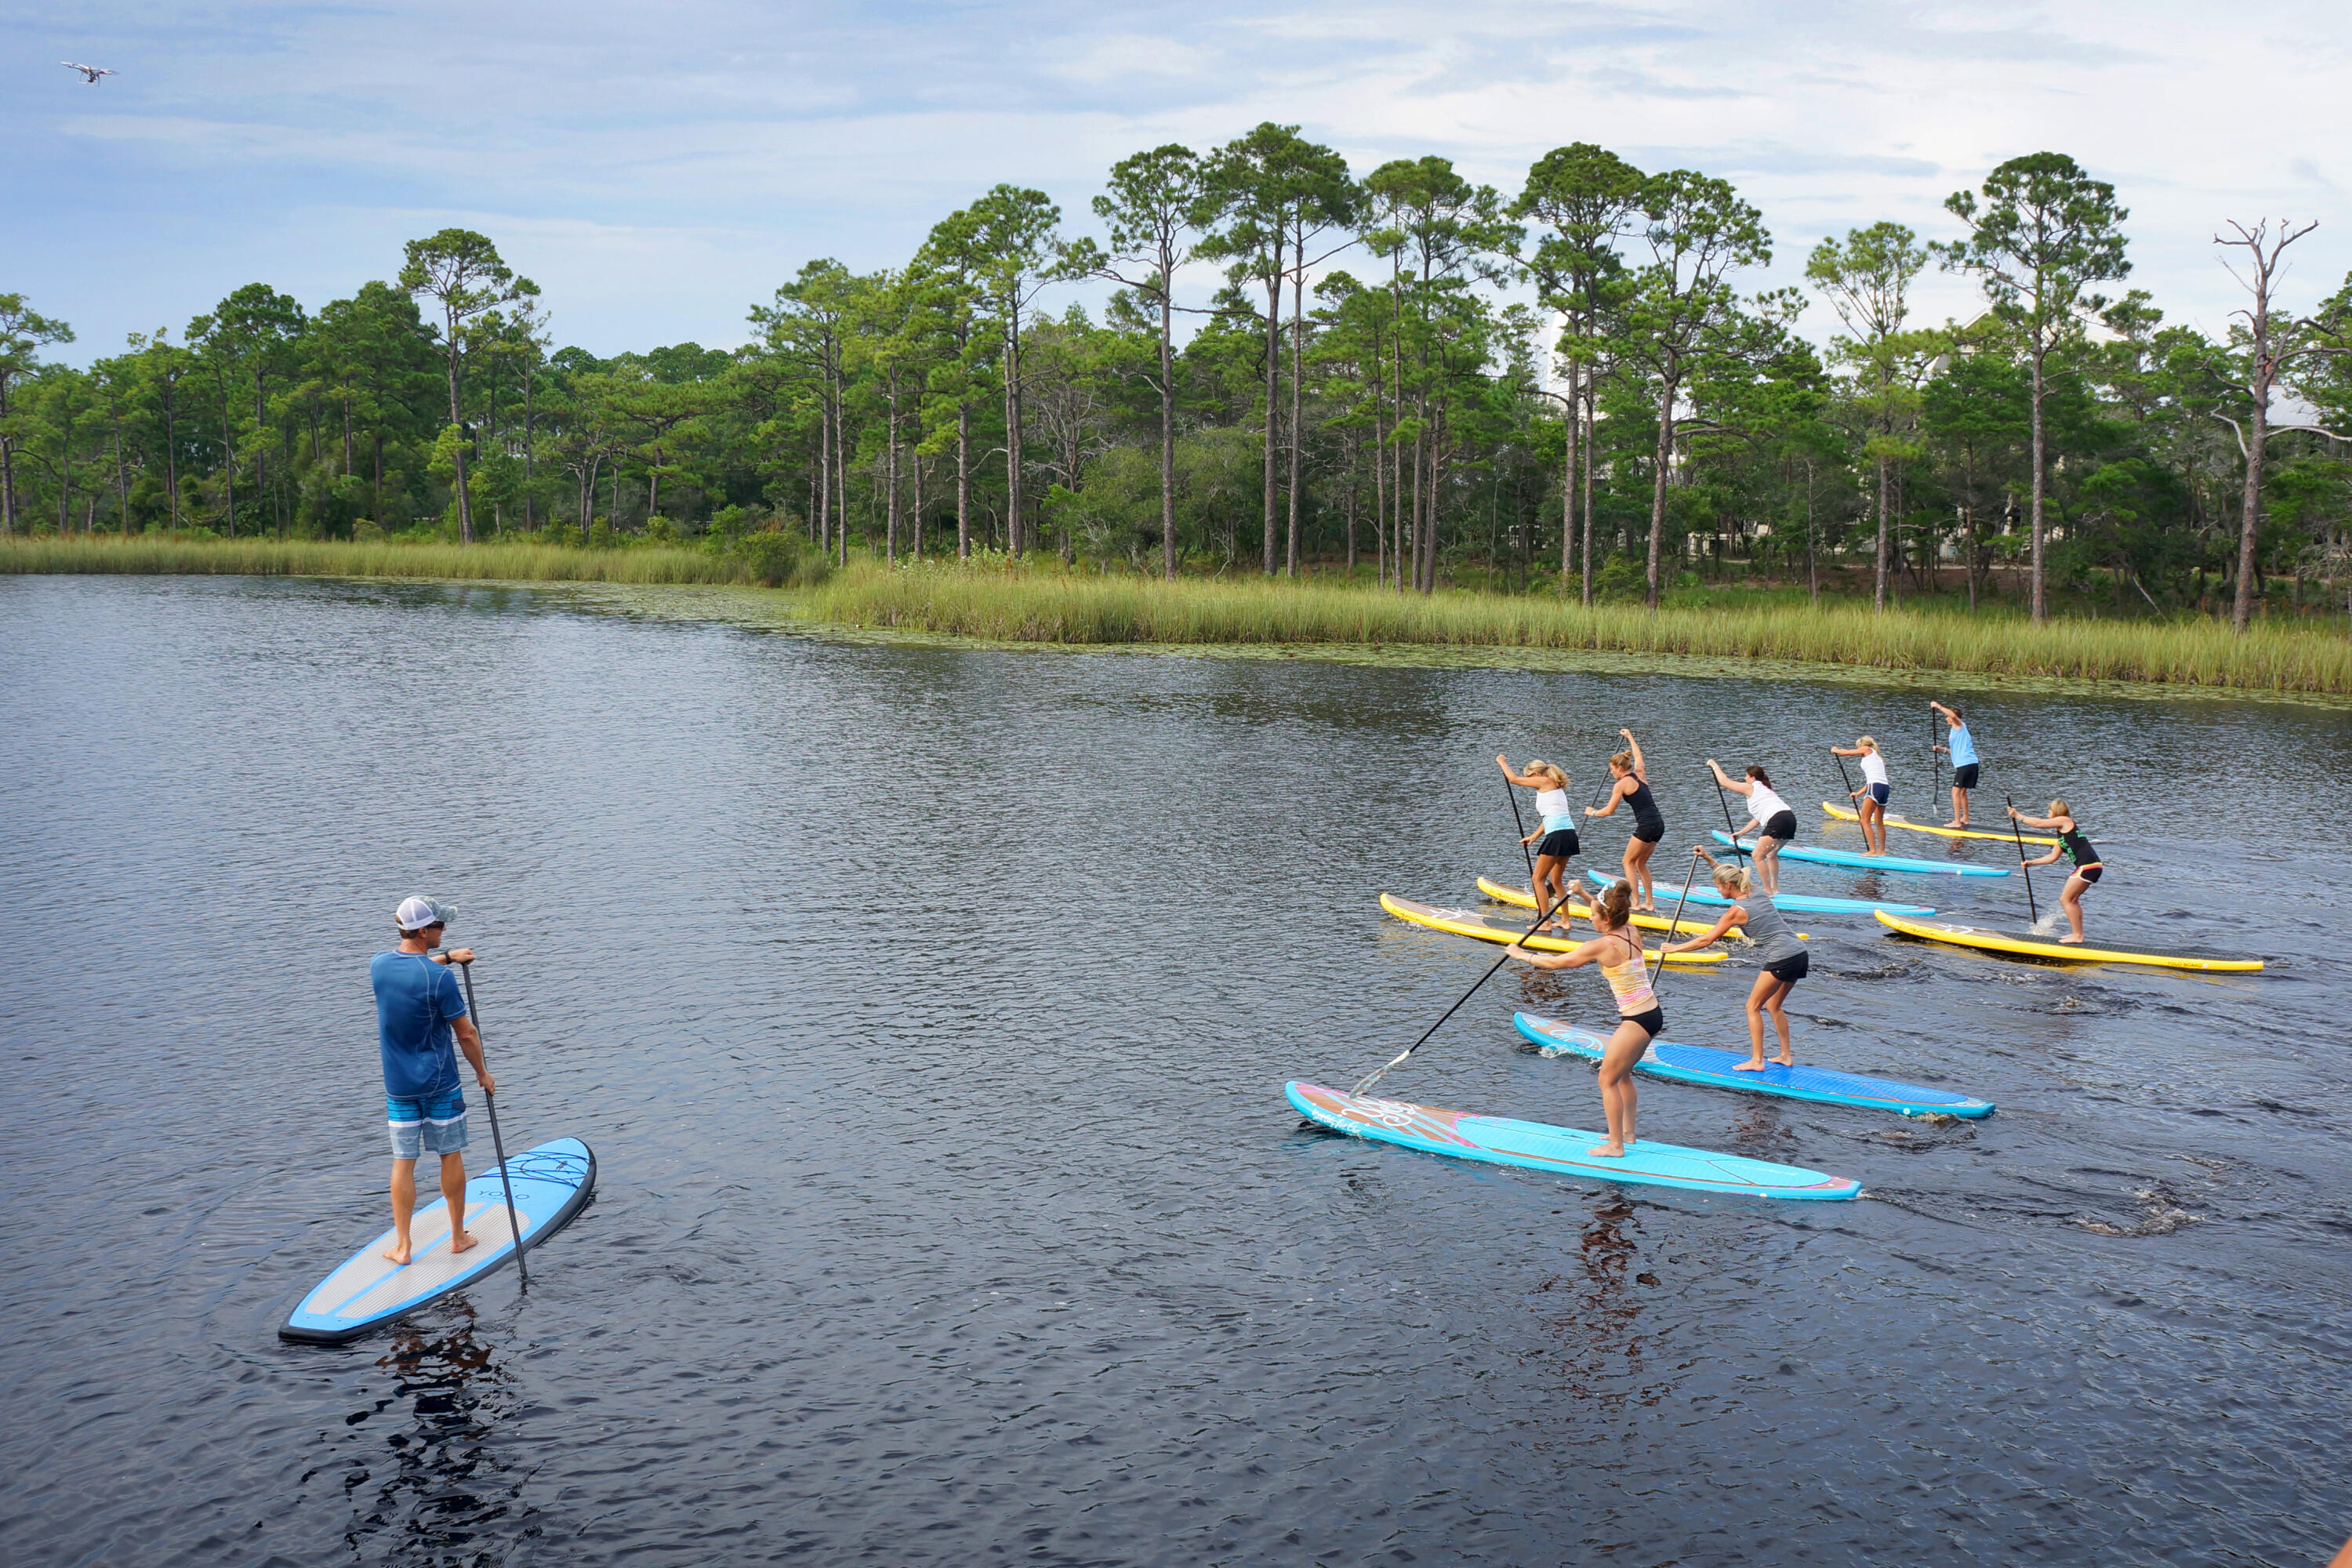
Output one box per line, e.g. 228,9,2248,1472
63,62,116,83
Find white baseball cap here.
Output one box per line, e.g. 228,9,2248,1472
395,896,448,931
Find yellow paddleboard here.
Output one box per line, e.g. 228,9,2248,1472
1382,893,1724,963
1874,909,2263,972
1476,876,1803,943
1824,801,2056,848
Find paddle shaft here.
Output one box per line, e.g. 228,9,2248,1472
2004,794,2039,925
1504,770,1535,884
1833,750,1857,802
1712,769,1745,858
456,961,528,1292
1352,886,1577,1096
1649,848,1705,989
1929,710,1944,797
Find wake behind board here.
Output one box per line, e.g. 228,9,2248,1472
281,1137,597,1345
1286,1082,1860,1200
1380,893,1724,963
1709,829,2009,878
1475,875,1745,940
1514,1011,1994,1118
1875,909,2264,973
1588,869,1934,919
1824,801,2056,848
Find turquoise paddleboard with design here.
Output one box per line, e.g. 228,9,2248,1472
281,1137,596,1344
1709,829,2009,878
1514,1012,1993,1118
1588,868,1934,919
1286,1082,1860,1200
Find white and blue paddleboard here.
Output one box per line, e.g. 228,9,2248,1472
281,1137,596,1345
1709,829,2009,878
1513,1012,1994,1119
1286,1082,1860,1200
1588,868,1934,919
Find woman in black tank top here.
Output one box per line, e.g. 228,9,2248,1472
2009,797,2103,944
1586,728,1666,913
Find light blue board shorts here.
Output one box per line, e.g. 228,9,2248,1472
386,1087,469,1160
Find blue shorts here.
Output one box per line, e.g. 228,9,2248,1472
1869,782,1889,805
387,1087,468,1160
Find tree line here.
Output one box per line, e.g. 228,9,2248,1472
5,129,2350,629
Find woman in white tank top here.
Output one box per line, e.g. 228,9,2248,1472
1707,758,1798,895
1497,754,1579,931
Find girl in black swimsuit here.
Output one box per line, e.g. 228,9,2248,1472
1587,728,1666,914
2009,797,2102,944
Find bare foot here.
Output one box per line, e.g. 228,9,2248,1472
1773,1055,1795,1068
1732,1058,1770,1072
382,1238,414,1266
1587,1142,1627,1158
449,1228,479,1254
2057,935,2085,946
1943,820,1963,829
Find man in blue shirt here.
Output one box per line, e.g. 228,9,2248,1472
371,897,495,1265
1929,700,1980,827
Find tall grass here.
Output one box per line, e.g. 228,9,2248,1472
0,535,755,585
806,564,2352,695
9,537,2347,695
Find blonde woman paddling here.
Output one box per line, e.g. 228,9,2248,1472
1587,729,1666,913
1831,736,1890,855
1707,759,1797,895
1502,880,1658,1158
1662,849,1808,1069
2009,798,2103,943
1498,755,1579,932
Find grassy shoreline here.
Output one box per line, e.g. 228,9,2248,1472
8,535,2349,697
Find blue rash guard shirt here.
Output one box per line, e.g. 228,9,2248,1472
1947,723,1978,770
371,951,468,1099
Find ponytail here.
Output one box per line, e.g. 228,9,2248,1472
1711,862,1751,896
1610,750,1634,774
1592,880,1634,931
1745,764,1773,787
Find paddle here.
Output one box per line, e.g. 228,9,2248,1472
1832,749,1857,807
2003,793,2038,927
1711,765,1746,858
1503,764,1536,886
1351,886,1577,1097
456,960,529,1292
1927,708,1944,800
1648,848,1706,988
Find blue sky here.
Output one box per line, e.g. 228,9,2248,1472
11,0,2348,364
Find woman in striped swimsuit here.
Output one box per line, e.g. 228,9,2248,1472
1502,879,1658,1157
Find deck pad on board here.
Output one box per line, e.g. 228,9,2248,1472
281,1137,597,1344
1824,801,2056,847
1513,1012,1993,1117
1286,1082,1860,1200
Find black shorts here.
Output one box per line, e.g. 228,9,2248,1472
1761,811,1798,842
1536,829,1580,859
1632,820,1665,844
1868,782,1889,805
1763,950,1810,984
1617,1007,1664,1040
1953,763,1980,790
2072,863,2103,885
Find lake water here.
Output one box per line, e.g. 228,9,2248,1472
4,574,2348,1567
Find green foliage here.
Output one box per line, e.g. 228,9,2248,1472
734,528,830,587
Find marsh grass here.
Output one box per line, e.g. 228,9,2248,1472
9,537,2347,695
0,535,753,585
806,563,2352,695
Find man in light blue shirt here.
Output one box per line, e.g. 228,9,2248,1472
1930,701,1980,827
370,896,494,1265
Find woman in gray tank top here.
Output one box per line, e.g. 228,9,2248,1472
1659,848,1811,1069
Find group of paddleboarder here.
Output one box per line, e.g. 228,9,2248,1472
1488,702,2106,1158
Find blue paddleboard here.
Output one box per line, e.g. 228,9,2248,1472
281,1137,596,1344
1513,1012,1994,1118
1710,829,2009,878
1286,1082,1861,1200
1588,868,1934,919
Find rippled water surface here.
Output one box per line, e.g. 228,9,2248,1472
5,575,2350,1566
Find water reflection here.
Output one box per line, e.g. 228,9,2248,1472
336,1312,536,1566
1523,1198,1669,1414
